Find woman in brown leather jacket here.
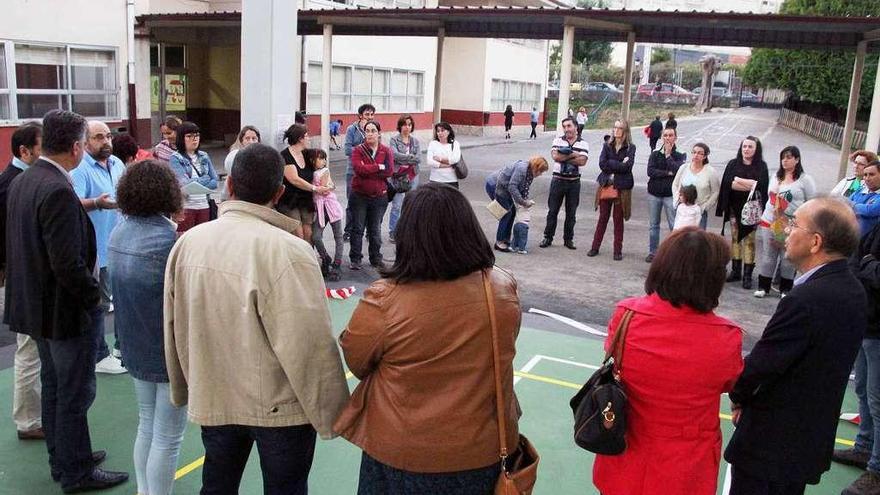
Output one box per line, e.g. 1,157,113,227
334,182,522,494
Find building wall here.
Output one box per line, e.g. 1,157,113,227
441,38,488,115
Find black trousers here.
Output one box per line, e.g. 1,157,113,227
200,424,317,495
35,309,101,488
529,122,537,138
543,178,581,243
650,137,659,150
729,466,807,495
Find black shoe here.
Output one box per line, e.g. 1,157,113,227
833,448,870,470
62,468,129,493
842,470,880,495
742,264,755,290
53,451,107,482
564,241,577,250
343,232,350,242
726,260,742,283
370,259,386,269
645,254,654,263
328,262,341,282
613,253,623,261
539,238,552,248
494,243,512,253
587,249,599,257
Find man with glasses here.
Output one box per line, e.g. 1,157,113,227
725,198,866,495
72,121,126,375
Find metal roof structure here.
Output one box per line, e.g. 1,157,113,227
137,7,880,51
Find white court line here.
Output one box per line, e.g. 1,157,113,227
536,354,600,370
722,463,732,495
514,354,545,385
527,308,608,337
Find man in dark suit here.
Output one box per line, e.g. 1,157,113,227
1,122,45,441
3,110,128,492
725,197,866,495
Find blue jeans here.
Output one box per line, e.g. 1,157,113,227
512,222,529,251
200,424,317,495
389,174,419,235
93,306,110,363
486,181,515,245
35,309,101,488
133,379,187,495
854,339,880,472
648,194,675,255
349,193,389,265
344,171,354,236
699,210,708,230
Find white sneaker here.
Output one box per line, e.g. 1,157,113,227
95,355,127,375
753,290,767,298
106,303,114,313
111,348,122,359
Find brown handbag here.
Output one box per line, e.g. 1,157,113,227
482,270,540,495
599,184,619,201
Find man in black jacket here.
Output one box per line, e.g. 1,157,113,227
1,123,45,441
725,197,866,495
648,115,663,151
3,110,128,492
837,219,880,494
645,127,686,262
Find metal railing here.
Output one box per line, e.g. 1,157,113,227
778,108,867,151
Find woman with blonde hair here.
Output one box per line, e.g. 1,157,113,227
485,156,550,252
589,119,636,260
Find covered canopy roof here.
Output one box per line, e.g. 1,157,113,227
137,7,880,51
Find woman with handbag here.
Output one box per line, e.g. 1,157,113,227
753,146,816,298
715,136,769,290
335,183,529,495
168,121,218,233
588,119,636,261
485,157,549,253
427,122,463,188
388,114,422,242
591,227,743,495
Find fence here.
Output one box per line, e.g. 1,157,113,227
778,108,867,151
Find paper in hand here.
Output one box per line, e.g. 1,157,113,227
182,181,215,195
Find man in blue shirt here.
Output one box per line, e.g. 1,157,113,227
529,107,539,139
343,103,375,241
72,121,126,375
850,161,880,237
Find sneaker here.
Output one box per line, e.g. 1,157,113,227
106,303,114,313
515,249,528,255
349,261,362,271
95,355,127,375
833,448,870,470
645,254,654,263
753,290,767,298
328,262,341,282
111,348,122,359
842,470,880,495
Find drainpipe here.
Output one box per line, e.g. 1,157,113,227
126,0,138,141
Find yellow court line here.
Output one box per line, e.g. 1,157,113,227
175,456,205,479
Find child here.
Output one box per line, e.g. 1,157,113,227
308,149,344,281
673,184,702,230
511,205,531,254
329,119,343,150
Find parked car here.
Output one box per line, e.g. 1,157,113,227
739,90,762,103
692,87,729,98
638,83,694,97
586,82,623,94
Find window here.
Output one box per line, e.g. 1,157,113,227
491,79,542,112
0,41,118,122
307,63,424,114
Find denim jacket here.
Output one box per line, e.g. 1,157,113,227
108,214,178,382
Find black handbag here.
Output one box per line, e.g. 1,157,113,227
569,309,634,455
453,155,469,180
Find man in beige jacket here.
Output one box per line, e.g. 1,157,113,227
164,143,349,495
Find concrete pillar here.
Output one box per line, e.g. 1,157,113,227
621,32,635,123
641,44,652,85
557,24,575,132
433,28,445,124
320,24,332,153
241,0,299,148
839,41,868,181
866,51,880,154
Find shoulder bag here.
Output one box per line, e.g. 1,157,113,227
482,270,539,495
569,309,634,455
740,182,762,227
453,144,469,180
190,153,219,220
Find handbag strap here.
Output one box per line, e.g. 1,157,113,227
602,310,635,377
482,269,510,472
745,181,757,202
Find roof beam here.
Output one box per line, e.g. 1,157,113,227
865,29,880,41
563,15,632,33
316,15,442,29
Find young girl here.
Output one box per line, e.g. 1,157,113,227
308,149,344,281
511,206,531,254
673,184,702,230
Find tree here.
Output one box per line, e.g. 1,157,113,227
651,48,671,65
743,0,879,113
549,0,613,69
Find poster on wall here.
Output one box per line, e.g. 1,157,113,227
165,74,186,111
150,75,160,112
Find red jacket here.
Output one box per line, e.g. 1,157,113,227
352,143,393,198
593,293,743,495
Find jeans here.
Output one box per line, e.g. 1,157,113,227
647,194,675,255
854,339,880,473
92,306,110,364
486,181,516,245
313,219,344,264
699,210,708,230
591,199,624,255
344,171,354,236
200,424,317,495
133,379,188,495
758,226,796,280
349,193,389,265
13,333,42,432
512,222,529,251
543,178,580,243
389,174,420,235
35,308,100,488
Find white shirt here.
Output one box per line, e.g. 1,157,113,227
673,203,702,230
426,140,462,183
576,112,588,125
550,136,589,176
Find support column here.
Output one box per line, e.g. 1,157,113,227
621,32,635,123
557,24,575,132
433,27,445,124
866,51,880,154
321,24,333,153
241,0,299,148
839,41,868,181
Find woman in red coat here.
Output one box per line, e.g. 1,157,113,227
593,227,744,495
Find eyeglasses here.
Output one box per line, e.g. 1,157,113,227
785,218,818,235
185,133,200,139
